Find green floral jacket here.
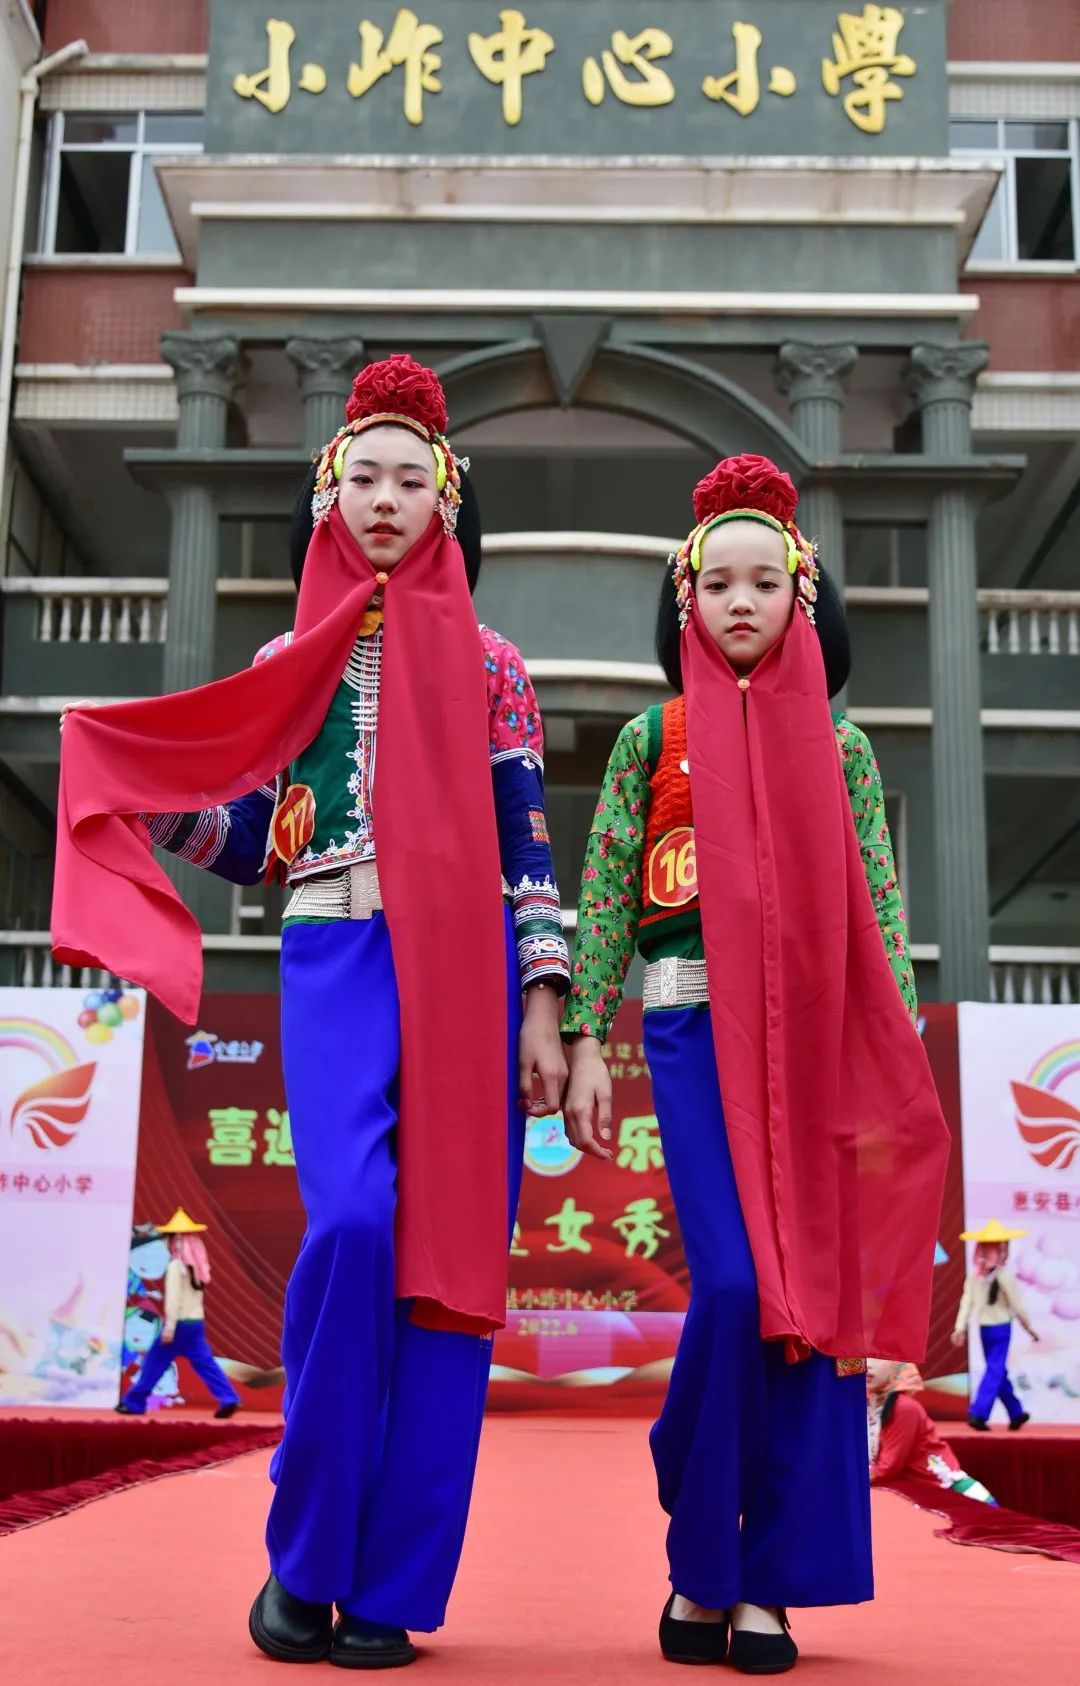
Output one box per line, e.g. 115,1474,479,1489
562,710,917,1042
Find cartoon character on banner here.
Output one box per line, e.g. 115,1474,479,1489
121,1223,181,1407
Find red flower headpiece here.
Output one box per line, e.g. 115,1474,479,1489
345,352,449,435
693,453,799,526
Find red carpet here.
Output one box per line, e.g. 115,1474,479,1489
0,1416,1076,1683
0,1409,282,1535
942,1424,1080,1530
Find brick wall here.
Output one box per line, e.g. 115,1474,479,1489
963,278,1080,372
949,0,1080,62
43,0,208,55
17,268,191,364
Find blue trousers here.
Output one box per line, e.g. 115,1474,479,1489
645,1007,873,1610
971,1322,1024,1423
122,1320,241,1412
267,911,524,1630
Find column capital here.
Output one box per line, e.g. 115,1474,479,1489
902,341,990,410
775,341,858,405
285,336,365,397
160,332,242,403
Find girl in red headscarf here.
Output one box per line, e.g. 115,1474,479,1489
53,356,569,1668
562,455,950,1675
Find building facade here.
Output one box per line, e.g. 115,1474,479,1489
1,0,1078,1005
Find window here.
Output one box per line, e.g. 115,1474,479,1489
38,111,203,257
951,118,1078,265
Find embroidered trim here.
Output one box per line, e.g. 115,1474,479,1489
529,808,550,845
490,745,544,773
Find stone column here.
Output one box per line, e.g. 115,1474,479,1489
286,337,365,457
158,333,241,934
775,342,857,593
160,332,240,694
903,341,992,1002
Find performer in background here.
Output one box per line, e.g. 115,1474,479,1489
54,356,569,1669
561,454,950,1675
952,1217,1038,1432
117,1207,241,1420
867,1360,996,1503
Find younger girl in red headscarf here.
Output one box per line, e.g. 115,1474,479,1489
562,455,950,1674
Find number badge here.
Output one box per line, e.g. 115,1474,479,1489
647,825,698,908
271,783,316,865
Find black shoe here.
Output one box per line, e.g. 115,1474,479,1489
1009,1412,1031,1431
114,1401,142,1415
658,1593,729,1664
214,1402,240,1419
967,1414,989,1431
330,1614,417,1669
729,1611,798,1676
249,1574,333,1664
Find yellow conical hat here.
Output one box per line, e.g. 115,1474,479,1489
154,1206,207,1234
959,1216,1027,1244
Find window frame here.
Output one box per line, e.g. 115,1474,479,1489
951,116,1079,270
38,110,203,259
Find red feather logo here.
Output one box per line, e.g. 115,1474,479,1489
9,1063,97,1150
1011,1080,1080,1172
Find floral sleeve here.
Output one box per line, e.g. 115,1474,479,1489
837,719,918,1021
561,715,651,1042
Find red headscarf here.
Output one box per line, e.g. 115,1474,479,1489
52,360,509,1336
681,455,950,1361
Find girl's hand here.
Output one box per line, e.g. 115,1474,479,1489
563,1036,615,1163
160,1326,175,1345
950,1329,966,1348
58,700,93,735
518,984,568,1118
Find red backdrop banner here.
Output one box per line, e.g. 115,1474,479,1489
131,996,964,1413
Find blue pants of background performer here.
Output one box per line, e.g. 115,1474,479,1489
645,1006,874,1611
122,1320,241,1413
267,910,524,1632
970,1322,1025,1424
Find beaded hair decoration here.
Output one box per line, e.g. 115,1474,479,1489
310,354,466,538
670,454,820,632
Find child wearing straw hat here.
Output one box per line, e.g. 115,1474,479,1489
116,1207,241,1419
952,1217,1039,1432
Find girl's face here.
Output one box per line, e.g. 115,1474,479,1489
975,1241,1008,1275
337,425,439,568
865,1358,894,1394
695,520,796,676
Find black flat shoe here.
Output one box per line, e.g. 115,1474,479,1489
114,1401,141,1415
1009,1412,1031,1431
249,1574,333,1663
331,1615,417,1669
659,1593,729,1664
967,1415,989,1431
729,1611,798,1675
214,1402,240,1419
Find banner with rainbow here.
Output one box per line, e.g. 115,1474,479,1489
959,1004,1080,1425
0,988,145,1407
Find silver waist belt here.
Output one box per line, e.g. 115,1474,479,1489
642,955,710,1012
283,860,383,922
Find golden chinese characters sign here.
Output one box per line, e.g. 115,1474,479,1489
208,0,947,155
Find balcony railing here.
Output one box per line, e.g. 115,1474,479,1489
6,572,1080,654
3,932,1079,1005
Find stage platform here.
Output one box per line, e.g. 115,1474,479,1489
941,1422,1080,1530
1,1416,1077,1685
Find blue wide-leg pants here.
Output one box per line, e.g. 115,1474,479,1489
122,1320,241,1412
266,910,524,1631
970,1322,1024,1423
645,1006,873,1610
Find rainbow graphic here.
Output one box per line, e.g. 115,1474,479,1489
0,1018,77,1074
1027,1040,1080,1095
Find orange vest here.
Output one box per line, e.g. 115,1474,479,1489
640,696,700,935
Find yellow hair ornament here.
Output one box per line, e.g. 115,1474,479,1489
431,440,448,493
